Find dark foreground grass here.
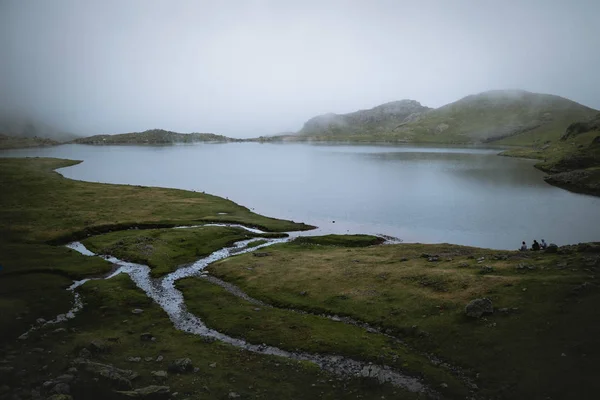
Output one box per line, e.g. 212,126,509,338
2,274,417,400
209,240,600,399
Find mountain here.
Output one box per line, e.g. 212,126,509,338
297,100,431,139
294,90,598,144
72,129,238,145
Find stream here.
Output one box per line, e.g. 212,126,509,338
26,224,441,396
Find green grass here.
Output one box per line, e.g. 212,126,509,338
208,239,600,399
3,274,414,399
0,158,312,244
0,134,58,149
82,226,278,277
177,277,466,397
292,234,385,247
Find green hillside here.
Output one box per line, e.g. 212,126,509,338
73,129,238,145
293,90,598,145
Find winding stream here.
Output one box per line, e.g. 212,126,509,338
31,224,442,396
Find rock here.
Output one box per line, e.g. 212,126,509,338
36,318,46,325
440,383,449,389
458,262,469,268
32,347,45,353
168,358,193,373
428,256,439,262
49,383,70,395
77,348,91,358
67,367,78,374
155,355,163,362
477,257,485,262
145,357,154,362
128,357,142,362
209,362,217,368
228,392,240,399
140,333,154,341
52,328,67,334
480,265,494,274
89,339,109,353
545,244,558,253
131,309,144,314
465,298,493,318
299,291,308,296
73,359,138,390
151,370,168,377
116,385,170,398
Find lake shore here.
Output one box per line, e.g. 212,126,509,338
1,157,599,399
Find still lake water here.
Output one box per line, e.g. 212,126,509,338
2,142,600,249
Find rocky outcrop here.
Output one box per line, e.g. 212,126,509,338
561,113,600,141
73,359,139,389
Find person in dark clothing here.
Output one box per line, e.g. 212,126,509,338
531,240,541,251
519,241,527,251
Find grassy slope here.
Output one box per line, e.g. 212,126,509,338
292,91,597,145
206,239,600,400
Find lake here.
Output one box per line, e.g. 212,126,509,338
2,142,599,249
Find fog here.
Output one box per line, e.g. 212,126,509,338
1,0,599,138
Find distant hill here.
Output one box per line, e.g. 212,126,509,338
72,129,238,145
298,100,431,139
0,134,58,150
294,90,598,144
0,113,78,143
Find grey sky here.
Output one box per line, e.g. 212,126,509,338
1,0,599,138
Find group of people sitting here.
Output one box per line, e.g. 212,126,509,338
520,239,547,251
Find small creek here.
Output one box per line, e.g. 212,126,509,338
41,223,440,396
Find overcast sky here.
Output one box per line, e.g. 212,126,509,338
1,0,599,138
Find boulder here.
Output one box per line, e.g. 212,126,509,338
151,370,168,380
168,358,193,373
140,333,154,341
545,244,558,253
465,298,493,318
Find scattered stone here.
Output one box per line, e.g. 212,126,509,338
299,291,308,296
480,265,494,274
131,309,144,314
52,328,67,334
465,298,493,318
477,257,485,262
561,353,567,357
168,358,193,373
36,318,47,325
253,252,270,257
67,367,78,374
155,355,163,362
73,359,139,389
253,308,261,312
492,254,508,260
32,347,45,353
151,370,168,380
458,262,469,268
420,253,431,258
399,257,409,262
145,357,153,362
116,385,170,398
522,288,527,292
428,256,439,262
440,383,449,389
209,363,217,368
140,333,154,341
128,357,141,363
228,392,241,399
